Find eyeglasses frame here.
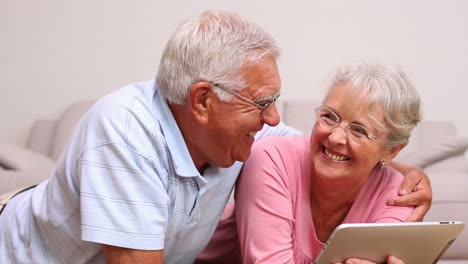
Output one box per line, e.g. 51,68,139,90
315,106,379,144
211,82,280,115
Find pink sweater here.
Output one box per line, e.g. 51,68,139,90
197,136,414,264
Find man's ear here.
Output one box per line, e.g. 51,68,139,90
188,81,214,124
384,144,406,163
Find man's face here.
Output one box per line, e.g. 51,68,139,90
204,55,281,168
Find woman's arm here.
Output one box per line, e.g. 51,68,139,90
235,141,298,264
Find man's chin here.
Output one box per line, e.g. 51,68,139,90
235,150,252,163
218,154,250,168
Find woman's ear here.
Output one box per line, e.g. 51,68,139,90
384,144,406,163
188,81,213,124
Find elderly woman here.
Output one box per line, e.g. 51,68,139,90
197,63,421,264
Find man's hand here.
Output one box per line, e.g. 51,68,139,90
334,256,405,264
102,244,164,264
387,162,432,222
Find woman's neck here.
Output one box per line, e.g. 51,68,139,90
310,176,362,243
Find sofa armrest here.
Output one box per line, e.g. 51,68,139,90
0,142,54,171
0,142,55,194
0,168,52,195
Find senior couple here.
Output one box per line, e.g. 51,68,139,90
0,10,431,264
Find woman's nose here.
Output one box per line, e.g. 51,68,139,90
328,124,348,145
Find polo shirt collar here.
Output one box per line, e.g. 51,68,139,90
153,84,200,178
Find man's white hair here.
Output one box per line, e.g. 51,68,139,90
156,10,280,104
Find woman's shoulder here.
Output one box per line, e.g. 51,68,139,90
246,135,311,183
378,165,405,186
364,165,405,196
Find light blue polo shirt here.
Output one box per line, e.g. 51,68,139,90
0,80,301,263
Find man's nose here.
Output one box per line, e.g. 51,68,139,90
261,104,280,127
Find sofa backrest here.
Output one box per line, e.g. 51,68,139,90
278,100,320,136
28,99,468,163
26,101,94,160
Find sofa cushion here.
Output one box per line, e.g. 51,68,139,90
49,101,94,160
425,155,468,174
395,135,468,169
425,202,468,258
424,168,468,258
26,119,56,157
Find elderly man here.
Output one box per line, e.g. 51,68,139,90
0,10,430,264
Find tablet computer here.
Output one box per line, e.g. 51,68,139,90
314,221,464,264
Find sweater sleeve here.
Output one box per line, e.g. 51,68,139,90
235,137,298,264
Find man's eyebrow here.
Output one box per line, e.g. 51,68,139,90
254,92,281,102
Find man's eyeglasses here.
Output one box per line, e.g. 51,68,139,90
315,106,378,145
211,83,280,115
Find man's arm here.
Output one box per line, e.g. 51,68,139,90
102,245,164,264
387,161,432,222
335,256,405,264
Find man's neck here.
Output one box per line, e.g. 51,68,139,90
169,103,207,172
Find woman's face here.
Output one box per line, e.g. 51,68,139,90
310,85,394,185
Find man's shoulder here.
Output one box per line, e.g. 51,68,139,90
93,80,156,114
70,80,170,156
83,80,160,126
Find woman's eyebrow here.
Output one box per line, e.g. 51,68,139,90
323,105,374,129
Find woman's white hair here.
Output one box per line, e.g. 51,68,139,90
156,10,280,104
326,62,422,147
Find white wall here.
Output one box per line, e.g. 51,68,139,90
1,0,467,146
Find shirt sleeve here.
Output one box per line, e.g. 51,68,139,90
77,98,170,250
79,144,169,250
235,139,297,264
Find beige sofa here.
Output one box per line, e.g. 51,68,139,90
1,100,467,263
